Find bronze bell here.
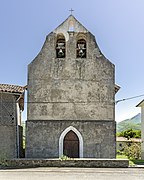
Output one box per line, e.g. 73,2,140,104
58,48,64,57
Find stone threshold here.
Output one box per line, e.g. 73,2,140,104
3,158,129,168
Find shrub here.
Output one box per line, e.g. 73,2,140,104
59,155,73,160
124,142,141,160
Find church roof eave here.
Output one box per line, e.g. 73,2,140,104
115,84,120,94
136,99,144,107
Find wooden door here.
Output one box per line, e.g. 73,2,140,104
63,130,79,158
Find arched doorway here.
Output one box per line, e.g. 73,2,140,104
59,126,83,158
63,130,79,158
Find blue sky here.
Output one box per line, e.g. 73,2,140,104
0,0,144,122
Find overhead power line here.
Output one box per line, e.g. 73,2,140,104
115,94,144,104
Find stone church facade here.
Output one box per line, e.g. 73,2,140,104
26,15,118,158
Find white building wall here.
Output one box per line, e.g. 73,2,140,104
141,106,144,159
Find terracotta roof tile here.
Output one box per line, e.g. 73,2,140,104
0,84,25,94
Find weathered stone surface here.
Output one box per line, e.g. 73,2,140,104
27,16,115,121
3,159,129,168
26,120,116,158
26,15,116,159
0,93,24,159
0,93,16,125
0,93,17,159
0,126,17,159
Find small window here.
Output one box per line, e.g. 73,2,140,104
77,39,86,58
68,20,75,32
56,35,66,58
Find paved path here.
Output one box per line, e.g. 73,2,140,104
0,167,144,180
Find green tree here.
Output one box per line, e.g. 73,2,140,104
123,129,136,139
134,130,141,138
117,129,141,139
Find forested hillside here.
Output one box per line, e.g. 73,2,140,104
117,113,141,132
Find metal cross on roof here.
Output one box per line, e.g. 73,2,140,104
69,8,74,15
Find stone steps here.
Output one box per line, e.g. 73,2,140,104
3,158,129,168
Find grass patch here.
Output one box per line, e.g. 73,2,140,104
59,155,74,160
131,159,144,165
116,154,135,166
116,154,144,166
116,154,128,159
116,154,134,166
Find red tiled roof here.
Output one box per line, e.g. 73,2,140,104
0,84,26,94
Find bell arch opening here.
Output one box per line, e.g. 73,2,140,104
76,39,86,58
56,34,66,58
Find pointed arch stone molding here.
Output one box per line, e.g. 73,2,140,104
59,126,83,158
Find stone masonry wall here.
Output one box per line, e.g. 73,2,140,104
0,93,23,159
0,125,17,159
26,16,116,159
0,93,17,126
26,120,116,158
27,17,115,122
0,93,17,158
